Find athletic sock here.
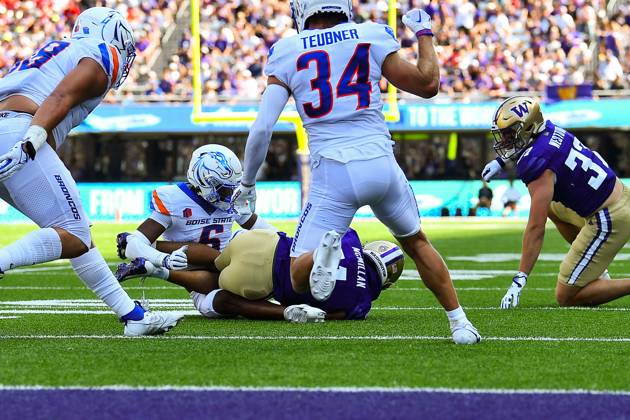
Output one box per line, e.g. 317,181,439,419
446,306,468,327
0,228,63,272
70,248,136,318
121,302,145,321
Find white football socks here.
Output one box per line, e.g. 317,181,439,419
446,306,468,327
71,248,136,318
0,228,63,272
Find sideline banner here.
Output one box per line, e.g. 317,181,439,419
72,99,630,134
2,179,628,223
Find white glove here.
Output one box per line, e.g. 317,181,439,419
402,9,433,37
501,272,527,309
232,183,257,214
0,142,31,181
283,304,326,323
481,157,505,182
162,245,188,271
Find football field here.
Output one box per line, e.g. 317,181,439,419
1,219,630,418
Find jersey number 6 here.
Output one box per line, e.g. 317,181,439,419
199,224,223,250
296,43,372,118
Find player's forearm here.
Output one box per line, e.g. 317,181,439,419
31,92,73,133
156,242,219,270
519,225,545,274
126,232,168,267
213,291,285,320
415,36,439,98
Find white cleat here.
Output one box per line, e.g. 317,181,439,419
284,304,326,323
451,321,481,345
309,230,342,302
123,311,183,337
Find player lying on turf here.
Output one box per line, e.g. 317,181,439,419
116,228,404,322
0,7,180,336
231,1,480,344
481,96,630,308
116,144,274,272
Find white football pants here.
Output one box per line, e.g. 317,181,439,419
290,154,421,257
0,112,91,246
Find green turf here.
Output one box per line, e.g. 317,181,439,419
1,219,629,390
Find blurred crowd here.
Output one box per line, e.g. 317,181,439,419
1,0,628,102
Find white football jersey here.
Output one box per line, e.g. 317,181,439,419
0,37,122,148
149,183,251,251
265,21,400,163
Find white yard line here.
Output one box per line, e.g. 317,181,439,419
1,334,630,343
0,384,628,395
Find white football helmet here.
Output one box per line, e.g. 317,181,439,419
71,7,136,89
290,0,352,32
187,145,243,211
363,241,405,289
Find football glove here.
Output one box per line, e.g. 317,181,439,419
162,245,188,271
402,9,433,37
500,272,527,309
0,142,31,182
481,157,506,182
116,232,131,260
232,183,257,214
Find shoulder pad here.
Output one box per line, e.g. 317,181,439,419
516,149,550,185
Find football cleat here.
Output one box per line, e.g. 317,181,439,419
115,258,156,283
116,232,130,259
451,321,482,345
309,230,342,302
123,311,183,337
284,304,326,323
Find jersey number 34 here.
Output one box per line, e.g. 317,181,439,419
297,43,371,118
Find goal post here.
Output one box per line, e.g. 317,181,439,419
190,0,400,200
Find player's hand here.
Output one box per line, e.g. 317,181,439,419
402,9,433,37
162,245,188,271
481,157,505,182
0,142,31,181
232,183,257,213
500,272,527,309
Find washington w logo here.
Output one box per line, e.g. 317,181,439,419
510,103,530,118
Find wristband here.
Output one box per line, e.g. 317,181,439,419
416,29,434,37
495,157,506,168
24,125,48,159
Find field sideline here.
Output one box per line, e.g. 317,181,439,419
1,219,629,418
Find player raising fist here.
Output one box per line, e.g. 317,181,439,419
233,2,480,344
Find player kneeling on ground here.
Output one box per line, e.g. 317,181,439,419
481,96,630,308
117,228,403,322
0,7,180,336
116,144,274,272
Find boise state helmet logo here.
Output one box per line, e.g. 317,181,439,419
207,152,234,179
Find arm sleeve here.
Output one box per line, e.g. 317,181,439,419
125,230,168,267
241,84,290,185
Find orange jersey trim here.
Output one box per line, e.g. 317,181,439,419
152,190,170,216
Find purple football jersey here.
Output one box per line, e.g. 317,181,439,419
272,228,382,320
516,120,616,217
